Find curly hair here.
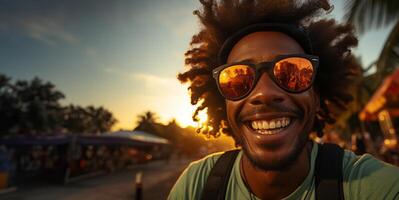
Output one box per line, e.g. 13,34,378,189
178,0,361,140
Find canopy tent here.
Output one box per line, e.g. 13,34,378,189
0,135,71,146
360,69,399,121
0,131,169,147
105,130,169,145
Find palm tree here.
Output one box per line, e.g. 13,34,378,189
344,0,399,141
330,1,399,137
345,0,399,33
345,0,399,88
63,105,91,134
86,106,117,134
13,77,65,135
0,74,19,136
134,111,159,133
63,105,117,134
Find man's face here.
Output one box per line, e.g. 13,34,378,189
226,31,319,170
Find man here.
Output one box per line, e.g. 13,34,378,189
169,0,399,199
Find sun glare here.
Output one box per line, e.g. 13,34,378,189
173,106,209,128
197,109,208,124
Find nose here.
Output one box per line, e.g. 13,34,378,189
247,72,285,105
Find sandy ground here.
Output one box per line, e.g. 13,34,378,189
1,159,191,200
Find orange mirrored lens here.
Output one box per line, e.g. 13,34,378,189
219,65,255,99
274,57,314,91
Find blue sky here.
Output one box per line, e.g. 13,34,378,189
0,0,394,130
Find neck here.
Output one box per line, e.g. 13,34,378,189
241,141,312,200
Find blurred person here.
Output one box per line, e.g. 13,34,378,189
350,131,381,158
362,131,378,155
169,0,399,199
323,130,347,148
351,133,366,155
0,146,11,188
380,136,399,166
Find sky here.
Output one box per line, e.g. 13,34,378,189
0,0,395,130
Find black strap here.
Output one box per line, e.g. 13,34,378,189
315,143,344,200
201,149,240,200
201,143,344,200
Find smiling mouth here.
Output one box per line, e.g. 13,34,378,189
247,117,292,135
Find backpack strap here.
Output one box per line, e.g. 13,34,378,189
201,143,345,200
315,143,345,200
201,149,240,200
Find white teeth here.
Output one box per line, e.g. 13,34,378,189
270,121,276,129
276,121,281,128
258,129,283,135
250,117,291,133
262,121,269,129
251,121,258,129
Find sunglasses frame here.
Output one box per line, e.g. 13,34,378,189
212,54,319,101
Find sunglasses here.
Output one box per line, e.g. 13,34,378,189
212,54,319,101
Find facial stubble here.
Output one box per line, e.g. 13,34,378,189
241,130,310,171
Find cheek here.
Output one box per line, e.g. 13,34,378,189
296,88,318,110
307,91,319,115
296,91,318,128
225,101,237,126
225,100,244,133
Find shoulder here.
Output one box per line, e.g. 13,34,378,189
168,152,225,200
342,150,399,199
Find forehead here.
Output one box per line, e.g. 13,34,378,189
226,31,305,63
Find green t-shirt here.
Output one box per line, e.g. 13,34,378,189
168,142,399,200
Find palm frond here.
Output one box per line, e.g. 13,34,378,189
345,0,399,33
376,21,399,76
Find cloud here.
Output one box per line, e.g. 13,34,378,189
131,73,176,87
103,67,177,86
103,66,187,97
130,73,188,97
0,14,78,46
16,16,78,46
85,47,98,57
153,7,198,37
131,1,198,38
0,4,98,57
0,1,79,46
103,67,130,78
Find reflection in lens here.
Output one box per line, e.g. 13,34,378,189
219,65,255,99
274,57,313,91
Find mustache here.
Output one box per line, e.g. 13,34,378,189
239,103,303,120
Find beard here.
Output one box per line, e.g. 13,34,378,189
230,98,317,171
240,132,309,171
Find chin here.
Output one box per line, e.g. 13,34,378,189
241,133,309,171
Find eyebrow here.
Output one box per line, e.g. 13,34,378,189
236,58,256,63
233,55,278,64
